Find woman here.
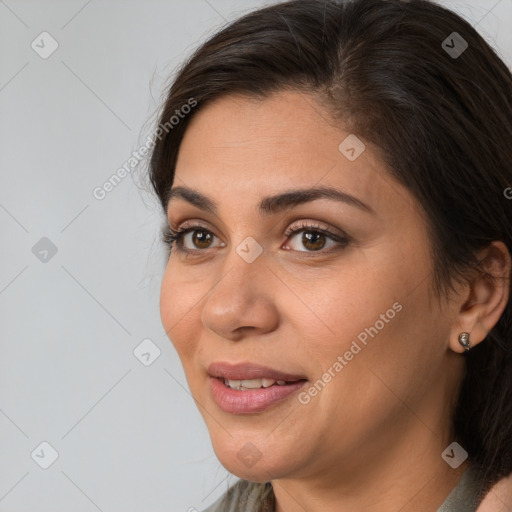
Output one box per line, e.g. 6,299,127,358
148,0,512,510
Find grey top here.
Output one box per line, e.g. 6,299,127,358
202,465,482,512
437,465,482,512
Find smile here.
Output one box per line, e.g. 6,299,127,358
209,376,307,414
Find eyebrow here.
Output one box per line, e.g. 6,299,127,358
166,185,375,216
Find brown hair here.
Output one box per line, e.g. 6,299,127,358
149,0,512,495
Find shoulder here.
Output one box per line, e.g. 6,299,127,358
201,479,274,512
476,473,512,512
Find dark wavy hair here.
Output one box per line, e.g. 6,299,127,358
149,0,512,496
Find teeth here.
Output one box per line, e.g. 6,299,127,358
223,377,281,390
226,379,241,389
241,379,265,389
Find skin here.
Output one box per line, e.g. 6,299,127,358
159,90,511,512
477,474,512,511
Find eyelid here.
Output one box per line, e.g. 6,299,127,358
284,219,348,239
173,219,347,239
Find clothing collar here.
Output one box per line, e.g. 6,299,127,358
436,465,482,512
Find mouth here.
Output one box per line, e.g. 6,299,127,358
207,361,308,414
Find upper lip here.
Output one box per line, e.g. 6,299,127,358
207,362,307,382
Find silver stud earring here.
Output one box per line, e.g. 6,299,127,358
458,332,471,351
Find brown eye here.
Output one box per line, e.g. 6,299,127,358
166,225,226,253
284,223,350,253
189,229,214,249
301,231,327,251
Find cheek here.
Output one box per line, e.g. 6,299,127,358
288,257,402,348
293,275,438,449
320,276,443,419
291,241,435,389
159,261,206,362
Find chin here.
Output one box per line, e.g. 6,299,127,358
210,435,297,483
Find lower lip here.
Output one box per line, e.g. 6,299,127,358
209,377,307,414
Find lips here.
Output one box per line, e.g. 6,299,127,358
207,362,308,413
209,376,307,414
207,361,307,382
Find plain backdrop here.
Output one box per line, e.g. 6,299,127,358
1,1,511,511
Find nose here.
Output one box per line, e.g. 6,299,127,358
200,246,279,342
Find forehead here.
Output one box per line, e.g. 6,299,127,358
177,91,348,175
172,90,414,221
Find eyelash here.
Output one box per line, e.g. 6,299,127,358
162,221,350,256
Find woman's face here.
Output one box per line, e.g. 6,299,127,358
160,90,465,484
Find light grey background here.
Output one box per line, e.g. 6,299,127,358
0,1,511,511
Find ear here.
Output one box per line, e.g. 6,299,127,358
449,241,511,354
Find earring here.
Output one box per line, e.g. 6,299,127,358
458,332,471,351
